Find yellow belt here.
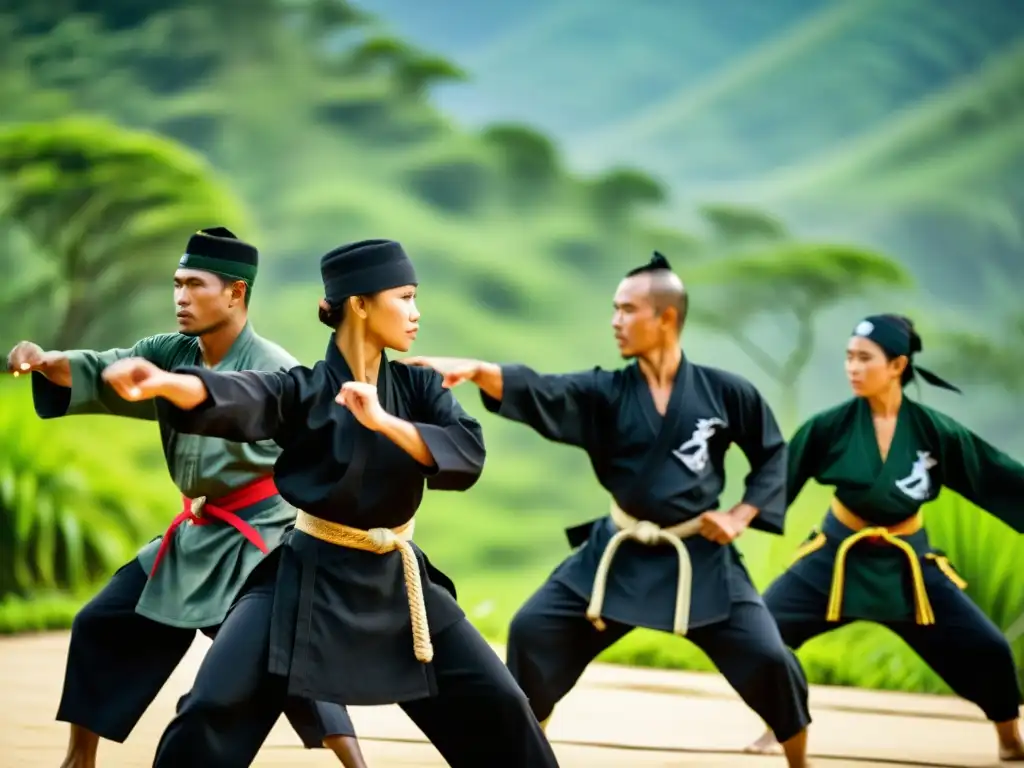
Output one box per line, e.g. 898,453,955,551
587,502,703,636
294,511,432,663
825,501,934,625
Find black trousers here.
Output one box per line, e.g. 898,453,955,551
764,570,1023,723
55,559,354,746
152,579,560,768
506,577,812,743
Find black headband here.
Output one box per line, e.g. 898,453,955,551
852,315,960,394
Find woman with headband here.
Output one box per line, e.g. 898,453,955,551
748,313,1024,761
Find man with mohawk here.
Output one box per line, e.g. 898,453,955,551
405,251,813,768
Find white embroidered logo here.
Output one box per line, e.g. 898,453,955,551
673,417,726,474
895,451,937,501
854,320,874,337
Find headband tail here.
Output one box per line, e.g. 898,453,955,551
914,365,961,394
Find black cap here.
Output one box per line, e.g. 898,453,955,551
320,239,418,305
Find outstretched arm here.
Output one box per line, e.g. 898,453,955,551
101,357,301,444
401,356,604,449
939,418,1024,534
8,339,159,421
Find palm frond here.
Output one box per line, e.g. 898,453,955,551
0,383,169,599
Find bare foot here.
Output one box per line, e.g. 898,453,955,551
1000,740,1024,761
997,720,1024,761
744,728,783,755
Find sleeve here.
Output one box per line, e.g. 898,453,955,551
726,379,788,535
414,371,487,492
939,418,1024,533
161,366,304,445
31,337,169,422
479,364,605,449
785,415,824,508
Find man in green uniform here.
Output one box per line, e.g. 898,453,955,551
5,228,367,768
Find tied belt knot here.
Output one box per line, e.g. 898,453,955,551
826,501,935,625
630,520,666,546
587,502,703,636
149,476,276,577
367,527,404,551
294,511,431,664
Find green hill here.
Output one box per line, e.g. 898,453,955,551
2,0,1024,695
367,0,1024,301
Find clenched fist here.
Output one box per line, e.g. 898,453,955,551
336,381,389,431
7,341,48,376
400,356,482,389
101,357,173,402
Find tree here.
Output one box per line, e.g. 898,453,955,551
699,202,788,244
402,146,496,215
482,122,561,206
688,242,914,424
0,117,248,349
347,35,467,98
587,166,667,223
927,312,1024,395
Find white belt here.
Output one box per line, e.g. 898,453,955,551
586,502,702,636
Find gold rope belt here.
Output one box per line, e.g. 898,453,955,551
826,501,934,625
587,502,703,636
294,511,432,663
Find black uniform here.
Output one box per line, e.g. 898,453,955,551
487,356,811,743
150,238,558,768
31,227,354,754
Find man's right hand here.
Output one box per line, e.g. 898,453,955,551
400,357,484,389
5,341,70,385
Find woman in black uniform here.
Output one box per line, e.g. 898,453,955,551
103,239,559,768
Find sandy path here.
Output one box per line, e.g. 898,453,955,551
0,632,1004,767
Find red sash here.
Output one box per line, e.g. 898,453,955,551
149,476,277,577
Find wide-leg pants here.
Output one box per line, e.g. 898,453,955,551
55,559,354,747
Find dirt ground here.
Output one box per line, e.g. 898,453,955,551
0,632,1008,767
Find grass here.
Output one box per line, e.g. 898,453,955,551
0,591,89,635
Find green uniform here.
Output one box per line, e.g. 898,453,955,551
779,395,1024,623
763,394,1024,723
33,322,299,627
40,227,356,750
